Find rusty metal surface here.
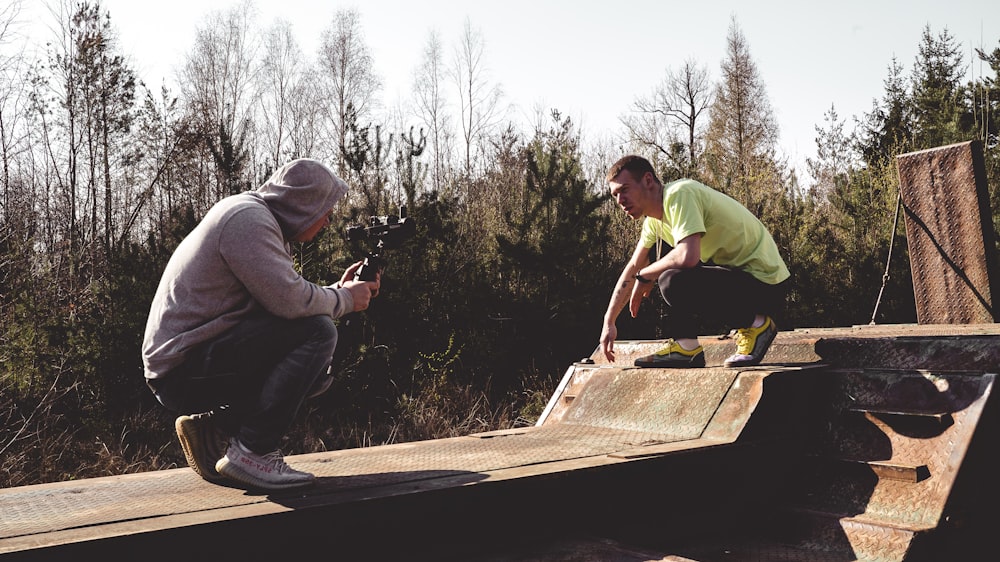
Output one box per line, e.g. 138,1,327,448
779,369,995,562
814,334,1000,371
896,141,998,324
593,324,1000,371
590,331,824,369
556,367,738,438
2,364,800,555
702,370,769,440
4,362,773,545
0,422,680,542
833,372,991,529
770,511,916,562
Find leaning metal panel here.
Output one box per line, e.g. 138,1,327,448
896,140,998,324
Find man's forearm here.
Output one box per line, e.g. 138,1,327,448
604,269,637,324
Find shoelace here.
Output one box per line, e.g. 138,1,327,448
734,328,754,355
655,339,680,355
258,450,297,473
261,449,308,474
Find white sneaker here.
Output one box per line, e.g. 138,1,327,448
215,437,315,490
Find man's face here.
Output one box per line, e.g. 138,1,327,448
293,210,333,243
609,170,653,220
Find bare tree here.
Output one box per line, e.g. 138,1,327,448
624,59,712,178
36,0,83,262
0,0,21,55
0,0,25,218
413,30,453,192
318,8,381,176
118,75,214,246
14,0,137,279
452,18,503,176
179,0,260,199
258,18,305,171
285,66,326,164
70,2,136,253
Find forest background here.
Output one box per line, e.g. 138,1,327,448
1,0,998,487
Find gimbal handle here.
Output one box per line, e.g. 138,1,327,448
353,242,386,282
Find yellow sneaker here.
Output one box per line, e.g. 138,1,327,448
634,340,706,368
724,316,778,367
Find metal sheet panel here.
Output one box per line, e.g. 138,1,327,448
896,141,998,324
558,367,737,438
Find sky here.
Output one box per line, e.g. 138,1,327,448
16,0,1000,180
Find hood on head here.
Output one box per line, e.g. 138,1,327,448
257,159,348,240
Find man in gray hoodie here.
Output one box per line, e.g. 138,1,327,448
142,158,378,490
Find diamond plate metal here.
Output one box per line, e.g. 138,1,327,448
558,367,737,438
782,370,995,560
896,141,999,324
0,422,692,541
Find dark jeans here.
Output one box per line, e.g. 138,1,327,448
656,265,787,340
148,313,338,453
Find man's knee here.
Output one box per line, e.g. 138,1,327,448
303,314,338,356
658,267,686,286
658,268,700,303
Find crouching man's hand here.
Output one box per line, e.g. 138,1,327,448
343,278,380,312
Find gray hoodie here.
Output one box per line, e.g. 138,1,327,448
142,159,353,380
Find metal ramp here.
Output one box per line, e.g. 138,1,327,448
653,369,997,562
576,325,1000,561
1,324,998,561
0,360,808,560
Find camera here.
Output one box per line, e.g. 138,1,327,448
345,206,416,281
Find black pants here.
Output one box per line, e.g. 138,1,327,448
656,265,787,340
147,313,338,452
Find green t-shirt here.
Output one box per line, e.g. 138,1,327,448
640,179,790,285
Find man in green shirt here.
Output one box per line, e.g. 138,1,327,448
600,155,790,368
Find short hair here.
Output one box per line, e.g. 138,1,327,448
606,154,660,185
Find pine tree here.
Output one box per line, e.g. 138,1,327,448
495,111,611,369
703,17,781,218
857,57,913,165
911,25,966,147
806,104,856,203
